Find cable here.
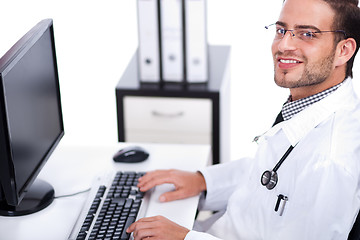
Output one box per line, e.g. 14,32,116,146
54,188,91,199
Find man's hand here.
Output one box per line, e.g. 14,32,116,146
126,215,190,240
137,169,206,202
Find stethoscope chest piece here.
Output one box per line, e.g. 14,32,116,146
260,145,295,190
261,170,278,190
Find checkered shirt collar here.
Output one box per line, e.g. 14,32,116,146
282,81,344,121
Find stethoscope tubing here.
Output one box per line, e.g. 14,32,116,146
273,145,295,172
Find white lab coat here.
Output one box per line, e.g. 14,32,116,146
185,78,360,240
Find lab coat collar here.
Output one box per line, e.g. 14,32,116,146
264,78,357,146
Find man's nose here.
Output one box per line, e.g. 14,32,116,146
277,31,297,52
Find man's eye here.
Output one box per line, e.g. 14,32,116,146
276,28,286,35
299,31,316,39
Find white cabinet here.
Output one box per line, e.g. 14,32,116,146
116,45,231,164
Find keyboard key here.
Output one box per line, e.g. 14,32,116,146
120,216,136,240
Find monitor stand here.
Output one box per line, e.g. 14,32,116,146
0,179,55,216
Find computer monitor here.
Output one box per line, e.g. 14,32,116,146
0,19,64,216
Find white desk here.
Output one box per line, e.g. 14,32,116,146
0,142,211,240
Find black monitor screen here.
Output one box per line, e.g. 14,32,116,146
4,27,62,194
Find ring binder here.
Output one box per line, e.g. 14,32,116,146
160,0,184,82
184,0,208,83
137,0,161,82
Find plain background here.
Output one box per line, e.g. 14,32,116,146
0,1,359,161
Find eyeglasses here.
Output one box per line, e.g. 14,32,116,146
265,23,347,41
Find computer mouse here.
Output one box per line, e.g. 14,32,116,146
113,146,149,163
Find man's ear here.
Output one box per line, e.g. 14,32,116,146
334,38,357,67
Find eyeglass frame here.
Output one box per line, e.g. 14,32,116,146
265,23,347,41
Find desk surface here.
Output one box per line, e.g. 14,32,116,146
0,142,210,240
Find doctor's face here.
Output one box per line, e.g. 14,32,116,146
271,0,338,92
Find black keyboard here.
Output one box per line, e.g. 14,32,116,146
68,171,150,240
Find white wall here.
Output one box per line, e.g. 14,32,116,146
0,1,359,161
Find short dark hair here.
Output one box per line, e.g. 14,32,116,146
322,0,360,78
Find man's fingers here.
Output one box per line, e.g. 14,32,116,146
127,216,162,233
138,171,176,191
126,218,152,233
159,189,188,202
127,216,189,240
138,170,170,182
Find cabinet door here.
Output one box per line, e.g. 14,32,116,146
124,96,212,144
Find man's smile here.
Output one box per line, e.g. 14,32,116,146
277,57,303,69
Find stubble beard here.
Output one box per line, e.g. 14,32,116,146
274,51,335,89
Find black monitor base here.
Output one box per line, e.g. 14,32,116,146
0,179,55,216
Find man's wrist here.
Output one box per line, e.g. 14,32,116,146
196,171,207,192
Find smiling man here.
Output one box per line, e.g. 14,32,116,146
272,0,356,101
127,0,360,239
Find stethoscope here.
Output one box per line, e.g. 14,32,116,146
261,145,295,190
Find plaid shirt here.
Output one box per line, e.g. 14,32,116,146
282,81,344,121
